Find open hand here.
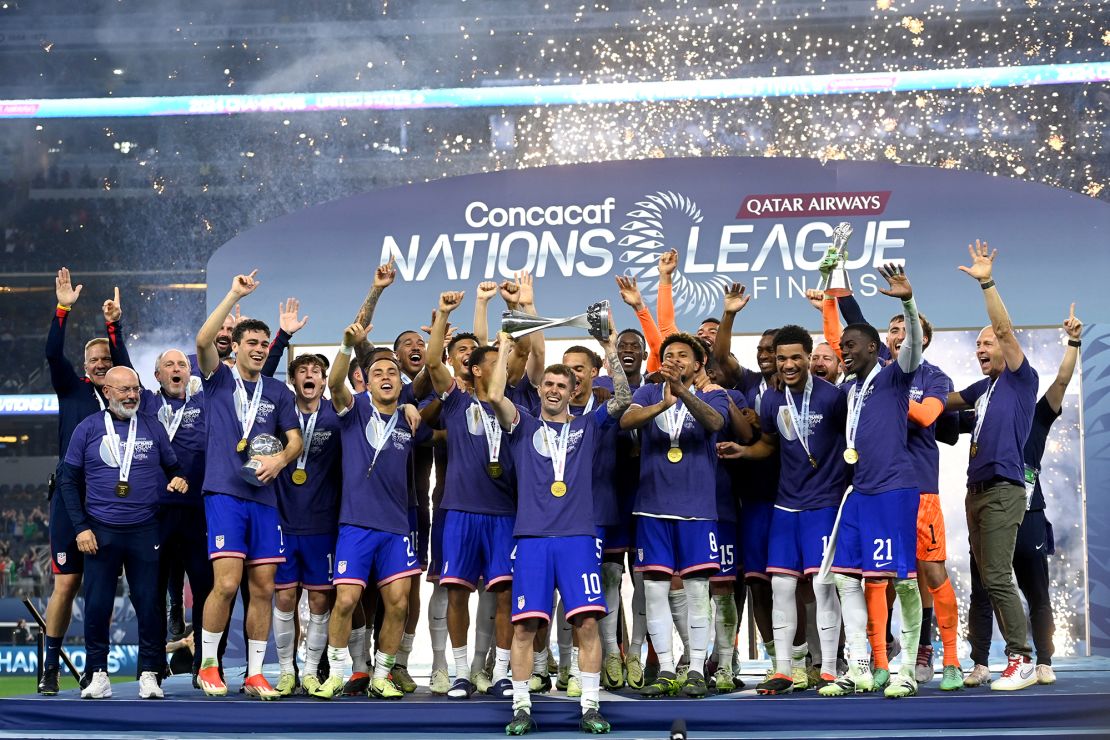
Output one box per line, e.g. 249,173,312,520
615,275,644,311
877,263,912,300
55,267,83,308
722,283,750,314
279,297,308,334
957,239,996,283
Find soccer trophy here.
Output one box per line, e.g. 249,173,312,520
818,222,854,297
501,299,611,342
239,433,285,486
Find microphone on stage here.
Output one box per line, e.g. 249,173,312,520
670,718,687,740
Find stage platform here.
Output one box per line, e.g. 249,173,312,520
3,658,1109,740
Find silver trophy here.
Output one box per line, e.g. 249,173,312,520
818,222,854,297
239,433,285,487
501,300,611,342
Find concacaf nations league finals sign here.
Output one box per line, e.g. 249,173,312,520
209,157,1107,339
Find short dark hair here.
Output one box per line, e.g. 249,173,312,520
563,345,602,370
467,344,498,372
699,317,721,327
366,354,402,376
447,331,479,355
660,332,706,366
232,318,270,345
760,328,779,339
347,361,363,386
393,330,422,352
887,313,934,344
842,322,881,350
616,328,646,351
541,363,576,389
288,353,327,379
772,325,813,354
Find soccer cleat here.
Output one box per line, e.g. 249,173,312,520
806,665,822,687
139,671,164,699
301,674,322,694
640,670,681,698
625,655,645,690
884,671,918,698
528,672,552,693
275,672,297,697
448,677,476,700
602,653,624,689
81,670,112,699
506,708,536,735
547,652,559,676
1036,665,1056,685
872,668,891,691
675,659,690,686
391,664,417,693
197,665,227,697
963,664,991,688
491,677,513,698
167,604,186,641
681,670,708,698
939,665,964,691
556,666,570,691
915,645,935,684
579,707,612,734
712,667,735,693
311,675,345,699
37,667,60,696
567,675,582,697
818,663,875,697
756,673,794,695
244,673,281,700
472,669,493,694
429,669,451,695
791,665,810,691
814,672,837,690
342,672,370,696
370,676,404,699
991,654,1036,691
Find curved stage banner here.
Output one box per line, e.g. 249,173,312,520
209,156,1108,341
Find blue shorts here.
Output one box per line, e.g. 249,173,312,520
205,493,284,565
633,516,720,577
427,510,446,582
512,535,606,623
49,489,83,576
275,532,337,590
710,520,738,582
440,510,515,591
832,488,918,579
766,506,837,578
407,507,426,571
601,523,630,556
333,524,421,588
741,499,774,581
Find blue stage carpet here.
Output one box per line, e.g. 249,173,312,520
2,658,1109,739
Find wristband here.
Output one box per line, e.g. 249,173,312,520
56,303,72,312
339,344,354,356
1068,339,1081,348
979,279,995,290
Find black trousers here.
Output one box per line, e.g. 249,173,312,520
158,505,214,673
83,519,163,674
968,509,1055,666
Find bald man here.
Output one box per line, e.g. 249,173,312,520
58,367,188,699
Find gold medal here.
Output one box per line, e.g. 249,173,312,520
970,442,978,459
292,469,308,485
487,462,503,479
843,449,858,465
115,481,130,498
550,481,567,497
236,438,248,453
666,447,683,463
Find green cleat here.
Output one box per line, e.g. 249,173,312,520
602,653,624,690
818,663,875,697
301,675,321,695
625,655,645,690
712,667,735,693
528,672,552,693
556,666,570,691
681,670,708,698
391,665,417,693
884,672,918,699
370,676,404,700
791,665,810,691
939,665,964,691
872,668,891,691
311,674,345,700
567,675,582,697
675,660,690,687
640,671,681,698
275,672,297,697
579,707,611,734
472,670,493,695
506,708,536,735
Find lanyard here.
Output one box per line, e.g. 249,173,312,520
845,363,882,453
366,408,399,475
232,366,264,443
754,377,768,414
94,388,107,412
295,408,319,472
540,419,572,483
971,379,997,447
783,374,816,466
473,398,502,463
103,412,138,483
664,386,694,448
158,387,192,442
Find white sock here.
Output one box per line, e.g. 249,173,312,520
557,599,573,669
533,648,549,676
570,646,580,679
201,628,223,667
771,575,799,677
326,644,351,680
600,562,623,655
804,598,821,668
373,650,395,681
712,593,738,671
452,645,469,680
471,589,496,675
791,642,809,670
834,574,869,668
645,578,675,673
493,647,511,683
580,670,601,712
512,679,531,711
429,584,449,672
247,639,267,678
396,632,415,666
272,607,296,673
629,571,647,661
669,588,690,663
814,580,842,677
685,578,711,672
349,626,369,675
305,611,329,675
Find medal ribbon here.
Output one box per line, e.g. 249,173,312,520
367,408,399,475
754,377,768,414
845,363,882,455
783,373,815,462
664,386,694,450
540,419,571,484
232,366,264,444
158,386,192,442
103,412,138,484
971,378,998,450
474,398,502,464
295,408,319,473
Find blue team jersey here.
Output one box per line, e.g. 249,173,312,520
906,360,952,493
959,357,1038,485
739,380,780,503
840,362,916,494
275,403,343,536
139,390,206,506
570,396,620,527
629,383,730,520
714,389,747,523
439,382,517,516
506,405,615,537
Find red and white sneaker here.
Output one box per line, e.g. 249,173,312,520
244,673,282,700
197,665,227,697
991,653,1036,691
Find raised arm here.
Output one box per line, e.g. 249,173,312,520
617,275,664,373
473,281,499,346
426,291,464,395
656,249,678,337
495,277,531,384
1045,303,1082,414
198,271,260,378
959,240,1024,372
352,261,395,370
329,323,368,413
47,267,84,393
714,283,749,386
598,319,632,417
876,264,922,374
262,297,308,378
102,286,135,373
488,333,519,428
514,272,545,385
